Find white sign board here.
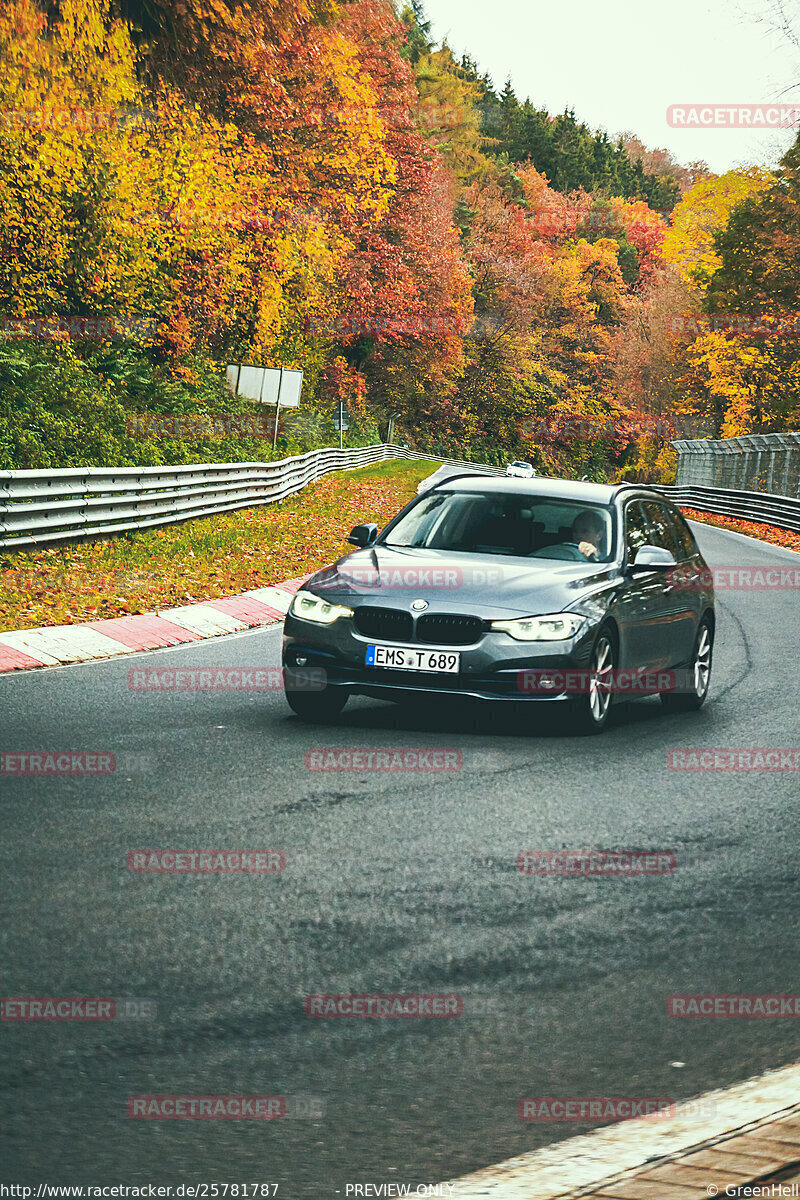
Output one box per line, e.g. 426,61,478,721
260,368,282,407
278,368,303,408
236,365,265,403
226,364,303,407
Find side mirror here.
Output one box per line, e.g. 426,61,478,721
630,545,677,570
348,522,378,548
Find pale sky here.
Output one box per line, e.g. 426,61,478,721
423,0,800,173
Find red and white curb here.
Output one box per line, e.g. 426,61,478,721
0,579,305,673
441,1061,800,1199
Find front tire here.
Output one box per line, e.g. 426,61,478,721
661,616,713,712
570,627,616,735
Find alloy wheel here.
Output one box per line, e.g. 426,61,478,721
589,634,614,724
694,623,712,699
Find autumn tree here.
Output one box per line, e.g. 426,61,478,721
322,0,473,437
2,0,722,477
662,167,772,288
695,135,800,432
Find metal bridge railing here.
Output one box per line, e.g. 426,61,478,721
674,433,800,497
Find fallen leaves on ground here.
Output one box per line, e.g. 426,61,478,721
682,508,800,553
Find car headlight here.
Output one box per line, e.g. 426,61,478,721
291,589,354,625
490,613,586,641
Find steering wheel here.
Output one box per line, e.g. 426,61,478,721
529,542,587,562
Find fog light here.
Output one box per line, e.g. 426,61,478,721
294,654,308,667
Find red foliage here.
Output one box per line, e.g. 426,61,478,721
333,0,471,351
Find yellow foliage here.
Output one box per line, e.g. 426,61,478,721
662,168,772,287
414,46,489,181
0,0,395,367
683,331,764,435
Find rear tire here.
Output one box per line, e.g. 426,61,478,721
285,684,348,723
661,616,713,713
569,626,616,735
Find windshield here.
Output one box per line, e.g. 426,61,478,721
383,490,616,563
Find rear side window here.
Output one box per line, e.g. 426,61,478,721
624,501,651,561
640,500,680,557
671,509,699,560
641,500,696,560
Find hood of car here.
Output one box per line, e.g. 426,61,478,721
304,545,618,619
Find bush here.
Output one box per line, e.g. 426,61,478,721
0,340,381,469
0,342,131,468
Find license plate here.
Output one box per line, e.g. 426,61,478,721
365,644,460,673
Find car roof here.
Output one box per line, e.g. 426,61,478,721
436,474,628,503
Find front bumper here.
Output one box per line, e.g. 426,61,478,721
282,611,596,703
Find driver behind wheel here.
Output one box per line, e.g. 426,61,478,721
572,511,604,561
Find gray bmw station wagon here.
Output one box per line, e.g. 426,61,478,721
282,475,715,733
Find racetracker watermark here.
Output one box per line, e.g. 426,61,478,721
5,567,152,593
305,994,462,1017
1,997,155,1020
517,669,683,695
668,566,800,591
127,667,325,692
518,851,676,875
128,1096,285,1119
127,1093,323,1119
1,752,115,775
127,849,285,873
304,749,463,772
667,313,800,337
306,313,468,338
126,414,276,440
1,316,154,341
123,205,275,232
286,100,476,133
315,565,506,591
519,1097,675,1121
667,104,800,128
0,105,157,132
667,749,800,772
518,413,674,442
668,994,800,1017
526,207,670,232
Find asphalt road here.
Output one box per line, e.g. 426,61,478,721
2,522,799,1195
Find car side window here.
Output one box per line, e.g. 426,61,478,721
640,501,680,557
624,501,650,561
670,510,699,560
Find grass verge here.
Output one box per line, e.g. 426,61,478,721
0,459,432,632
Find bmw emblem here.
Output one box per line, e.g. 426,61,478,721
411,599,429,611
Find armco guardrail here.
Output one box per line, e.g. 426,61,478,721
0,445,503,551
4,445,796,552
654,484,800,534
